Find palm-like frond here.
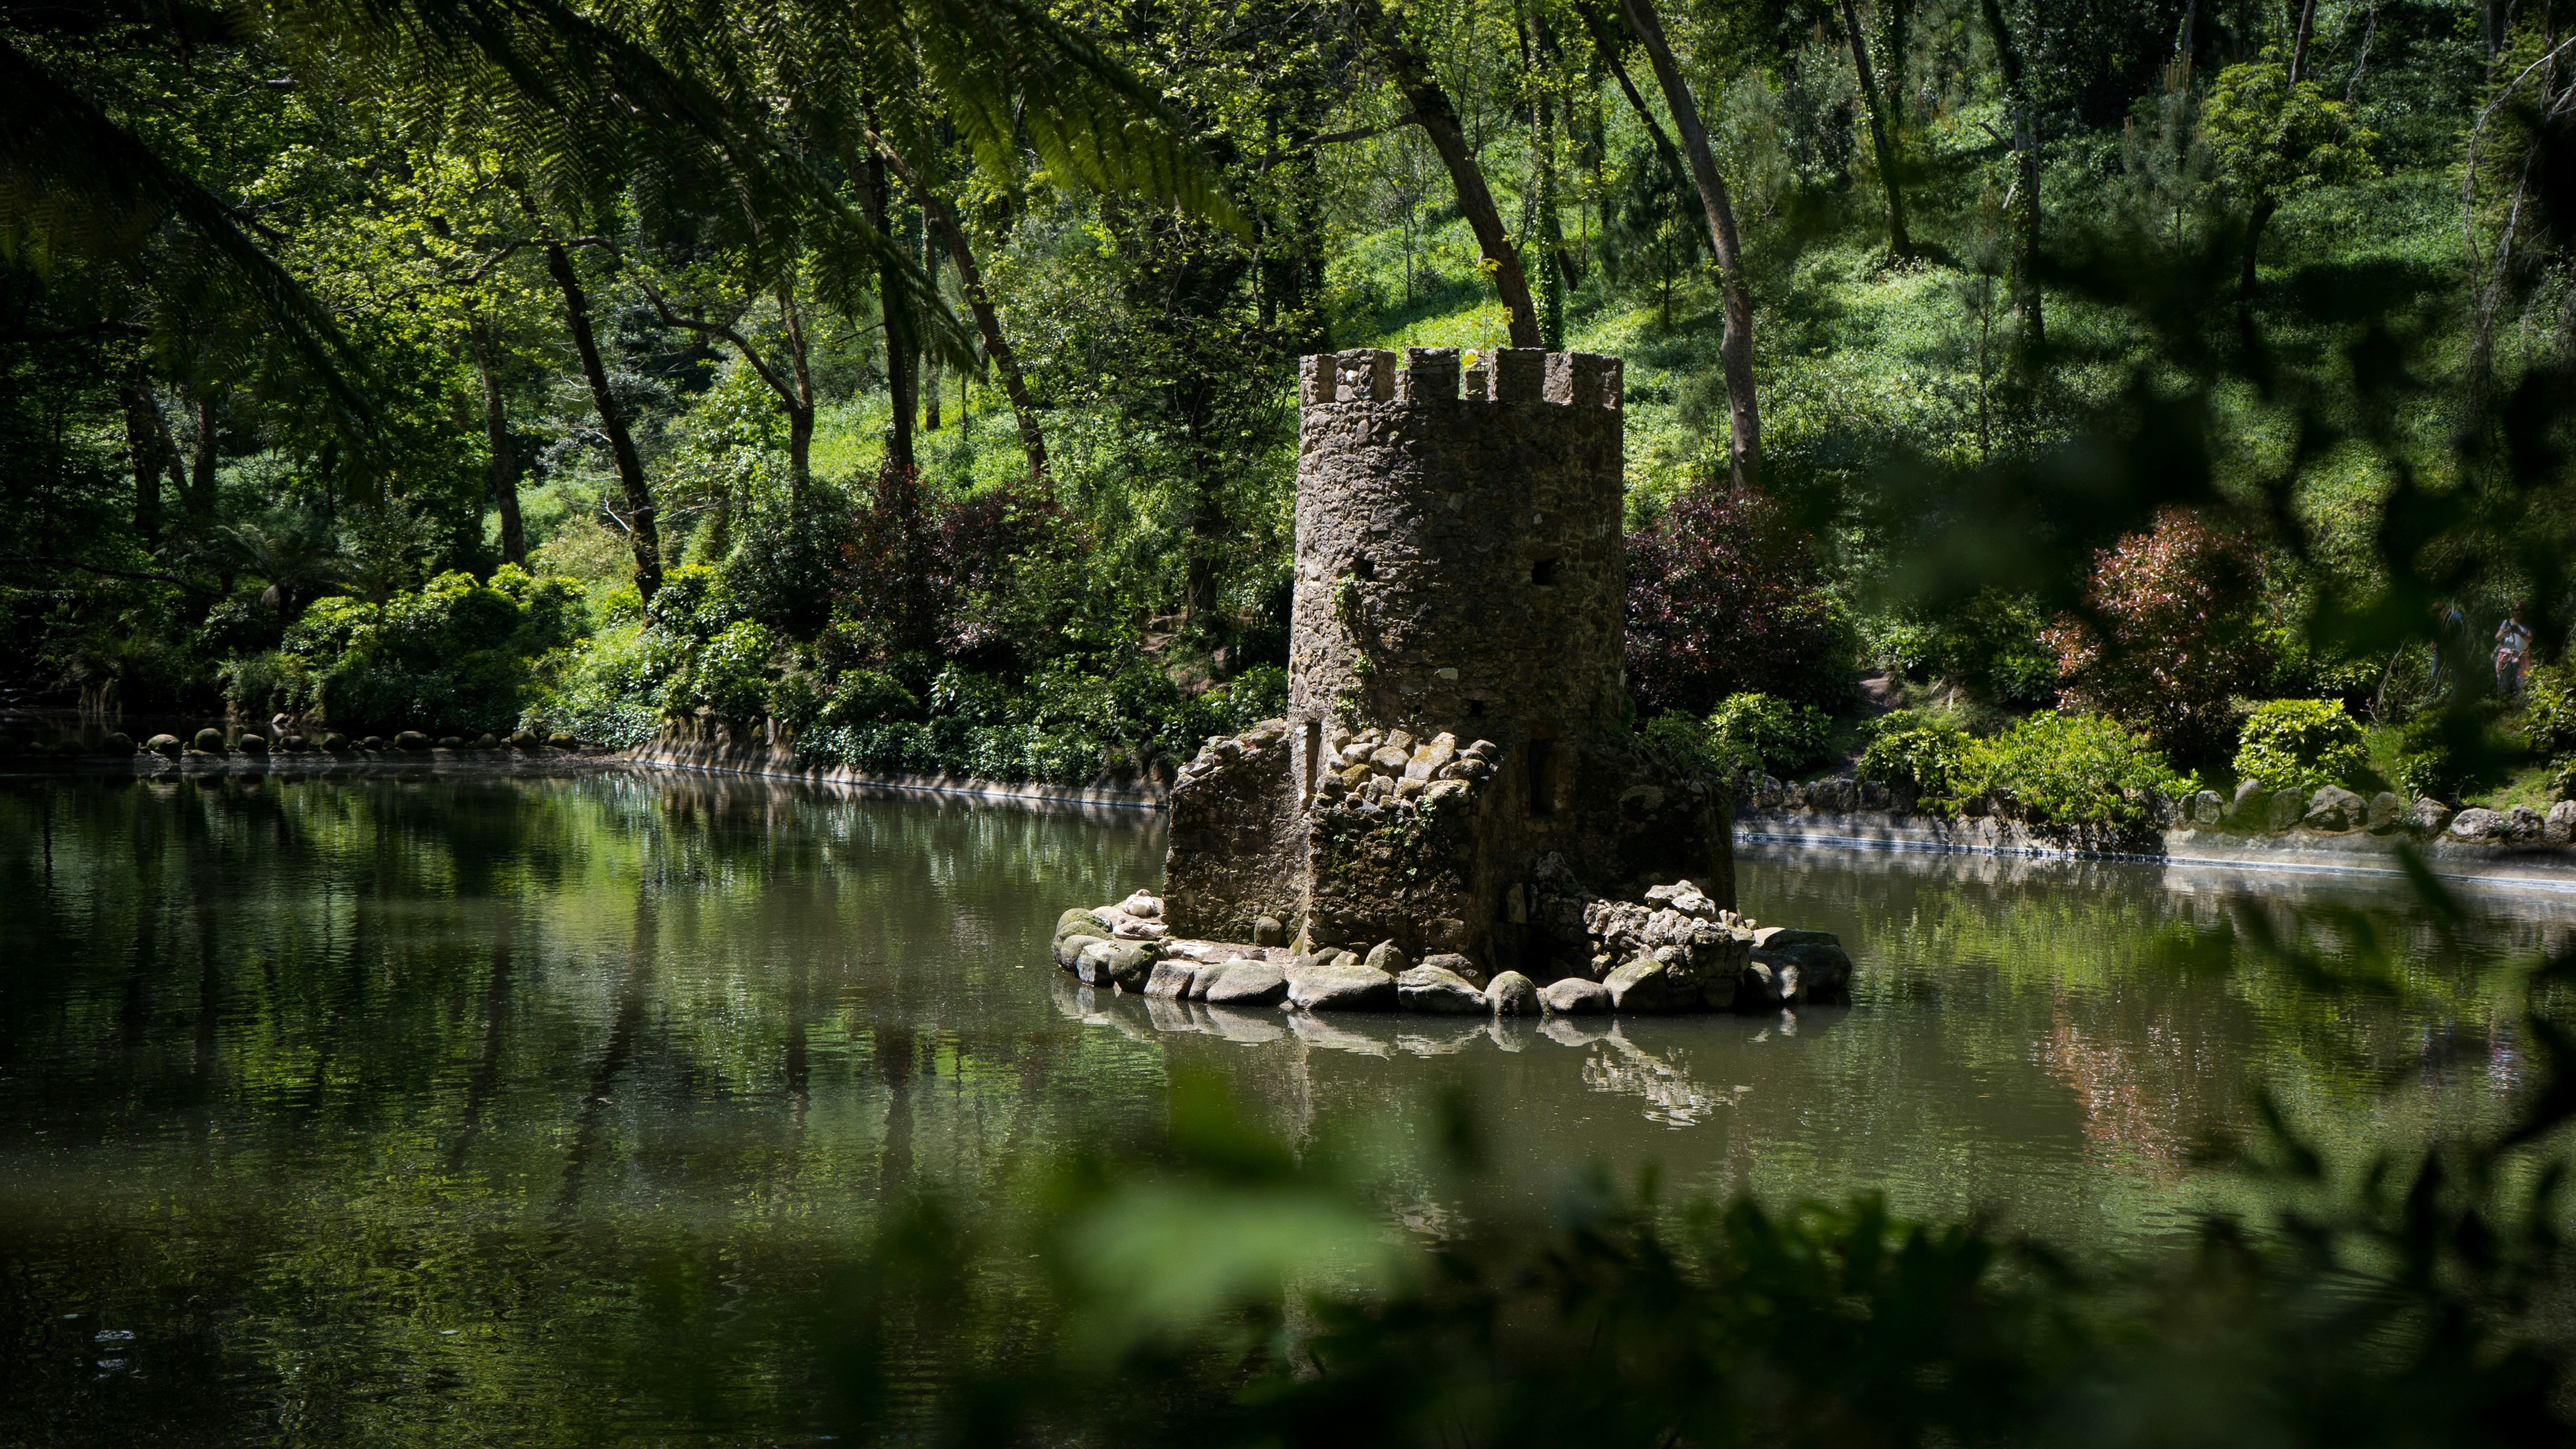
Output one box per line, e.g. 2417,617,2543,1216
0,31,378,424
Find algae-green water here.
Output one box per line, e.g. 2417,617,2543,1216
0,772,2558,1443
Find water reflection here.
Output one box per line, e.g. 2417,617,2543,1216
0,777,2559,1444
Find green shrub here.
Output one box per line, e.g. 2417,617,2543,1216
2524,663,2576,756
283,567,585,735
1857,710,1970,797
1640,711,1726,773
1706,692,1833,777
2550,756,2576,804
1955,712,2195,825
2234,698,2367,793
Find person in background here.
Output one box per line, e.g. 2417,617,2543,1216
2497,610,2534,698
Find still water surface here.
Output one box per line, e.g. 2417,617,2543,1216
0,771,2563,1443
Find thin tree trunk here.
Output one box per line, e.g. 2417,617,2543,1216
2239,192,2278,299
1841,0,1911,257
1356,0,1543,348
877,142,1049,482
1980,0,2045,349
2289,0,2319,81
1619,0,1762,490
467,315,525,568
858,149,918,476
188,391,218,522
119,383,166,540
1578,3,1691,196
776,276,817,517
536,236,662,598
1533,74,1566,346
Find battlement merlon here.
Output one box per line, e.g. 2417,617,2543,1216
1299,348,1624,410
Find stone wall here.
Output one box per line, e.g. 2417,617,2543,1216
1162,721,1303,940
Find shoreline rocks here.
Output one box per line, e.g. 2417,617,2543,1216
1048,884,1855,1018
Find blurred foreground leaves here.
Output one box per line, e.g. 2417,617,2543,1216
830,869,2576,1446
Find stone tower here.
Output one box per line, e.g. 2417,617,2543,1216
1164,347,1730,978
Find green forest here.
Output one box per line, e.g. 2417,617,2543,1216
6,0,2576,806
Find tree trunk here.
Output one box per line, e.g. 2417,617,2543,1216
1980,0,2045,352
537,237,662,599
1357,0,1543,348
1578,3,1691,198
188,391,218,522
2239,192,2278,299
119,383,167,540
2289,0,2318,82
1534,81,1566,347
859,150,918,476
777,278,816,516
1840,0,1911,258
467,315,525,568
1618,0,1762,490
915,180,1047,481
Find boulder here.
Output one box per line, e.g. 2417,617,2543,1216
146,734,182,758
1143,959,1201,998
1253,916,1285,946
191,728,226,753
1053,933,1107,970
237,734,269,756
102,732,134,755
2449,808,2505,843
510,729,542,749
322,733,351,752
1075,938,1157,989
282,735,308,752
2548,801,2576,848
2411,799,2455,835
1056,907,1116,946
1540,976,1611,1015
1644,880,1720,919
2226,777,2269,826
1603,955,1691,1013
2368,792,2402,833
475,733,500,750
1201,960,1289,1007
2510,806,2546,843
2267,788,2307,833
1397,965,1487,1014
2191,790,2225,826
1288,963,1398,1012
1403,737,1456,780
1363,940,1411,975
362,736,387,751
1485,971,1540,1015
438,736,464,749
396,730,432,752
1418,952,1485,987
2303,785,2367,833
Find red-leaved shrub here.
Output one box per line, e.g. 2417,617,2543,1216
2044,507,2274,760
1625,488,1851,714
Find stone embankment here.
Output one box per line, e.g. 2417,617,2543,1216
1739,773,2576,884
1050,882,1851,1018
0,722,622,774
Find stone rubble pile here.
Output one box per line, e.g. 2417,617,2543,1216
1050,880,1852,1018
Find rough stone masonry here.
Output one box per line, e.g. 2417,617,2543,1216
1151,346,1768,993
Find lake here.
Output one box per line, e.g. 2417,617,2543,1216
0,770,2558,1444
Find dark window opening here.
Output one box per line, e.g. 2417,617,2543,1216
1467,700,1487,717
1529,738,1559,817
1351,555,1376,581
1530,558,1558,585
1302,720,1322,800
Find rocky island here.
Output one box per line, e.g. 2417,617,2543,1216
1045,346,1853,1015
